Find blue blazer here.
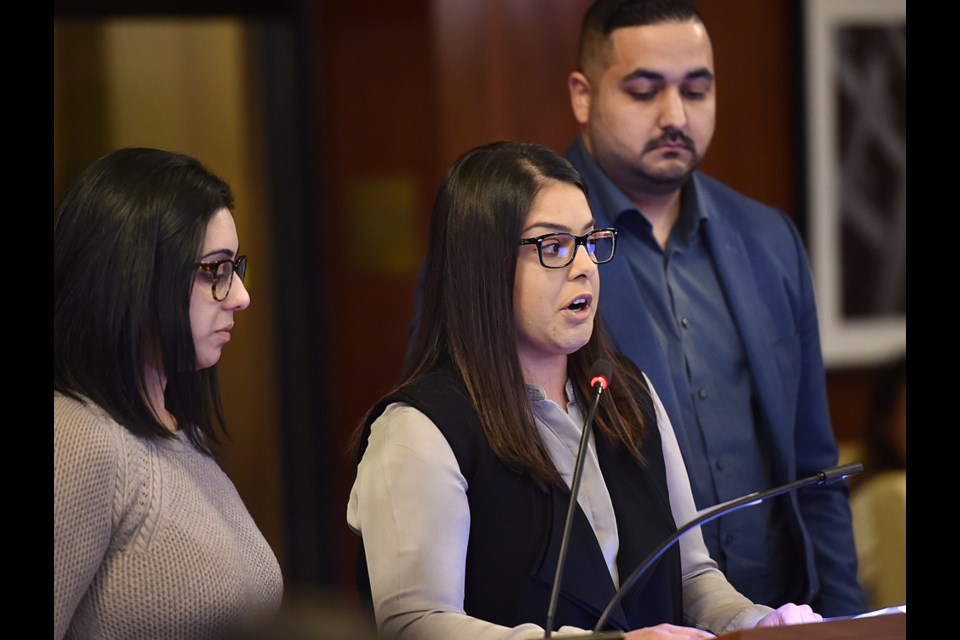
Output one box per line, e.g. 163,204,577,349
564,140,866,617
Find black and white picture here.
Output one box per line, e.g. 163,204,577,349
803,0,906,367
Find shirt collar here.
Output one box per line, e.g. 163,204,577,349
571,137,637,228
671,178,709,248
525,379,578,405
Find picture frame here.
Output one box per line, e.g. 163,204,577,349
802,0,906,368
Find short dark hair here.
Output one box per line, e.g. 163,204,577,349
54,147,236,453
578,0,703,78
361,141,652,486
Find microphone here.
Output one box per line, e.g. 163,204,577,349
544,360,613,639
589,361,613,393
592,462,864,634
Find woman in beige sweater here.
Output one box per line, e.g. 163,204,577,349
54,148,283,639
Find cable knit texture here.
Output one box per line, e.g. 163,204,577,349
54,392,283,639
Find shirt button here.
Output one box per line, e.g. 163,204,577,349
680,317,689,329
698,388,708,399
725,533,736,544
715,459,724,471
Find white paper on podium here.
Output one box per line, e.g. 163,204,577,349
853,604,906,618
824,604,906,622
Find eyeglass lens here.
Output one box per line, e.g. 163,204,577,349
541,231,615,267
213,257,246,300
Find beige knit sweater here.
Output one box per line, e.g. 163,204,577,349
54,392,283,639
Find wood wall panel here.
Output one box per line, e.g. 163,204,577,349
696,0,797,214
431,0,588,170
309,0,438,590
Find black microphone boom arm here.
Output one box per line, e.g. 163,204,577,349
592,462,863,633
544,360,612,638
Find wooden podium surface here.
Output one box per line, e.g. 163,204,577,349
718,613,905,640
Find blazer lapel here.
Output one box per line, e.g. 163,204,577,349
700,209,793,467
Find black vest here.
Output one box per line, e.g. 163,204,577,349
357,367,682,633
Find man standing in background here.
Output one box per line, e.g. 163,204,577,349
563,0,866,616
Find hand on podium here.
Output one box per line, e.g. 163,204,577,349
623,623,715,638
754,604,822,628
615,604,822,639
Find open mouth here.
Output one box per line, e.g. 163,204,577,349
567,297,589,312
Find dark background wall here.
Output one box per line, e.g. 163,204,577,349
54,0,903,608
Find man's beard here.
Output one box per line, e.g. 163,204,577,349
632,134,701,194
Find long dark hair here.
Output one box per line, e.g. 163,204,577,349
357,141,652,487
54,147,235,454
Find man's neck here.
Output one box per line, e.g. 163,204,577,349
625,186,683,250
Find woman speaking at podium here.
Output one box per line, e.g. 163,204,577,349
347,142,820,639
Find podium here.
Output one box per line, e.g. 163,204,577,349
718,613,905,640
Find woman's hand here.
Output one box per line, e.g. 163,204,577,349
625,623,715,638
755,603,822,627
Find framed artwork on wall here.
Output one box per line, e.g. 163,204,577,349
802,0,906,368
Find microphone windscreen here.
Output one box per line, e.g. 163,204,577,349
589,359,613,390
821,462,864,483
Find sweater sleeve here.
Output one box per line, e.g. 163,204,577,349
54,396,122,640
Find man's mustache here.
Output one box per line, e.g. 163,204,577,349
644,130,695,153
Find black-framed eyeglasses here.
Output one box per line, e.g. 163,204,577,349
195,255,247,301
518,228,618,268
